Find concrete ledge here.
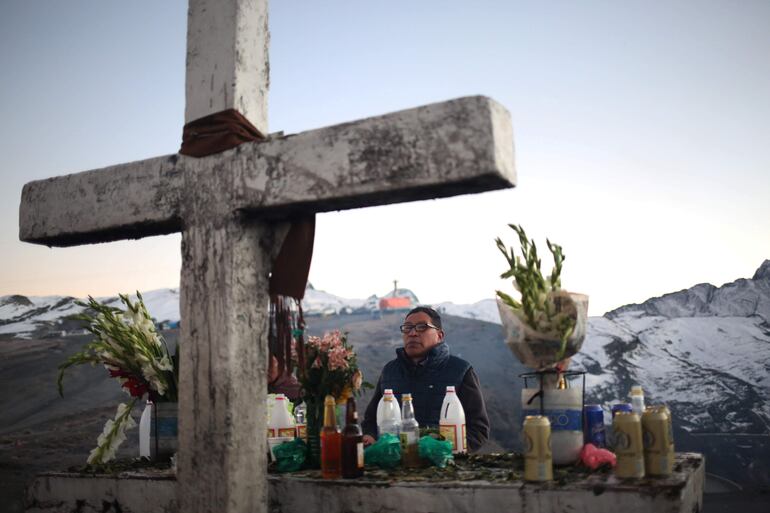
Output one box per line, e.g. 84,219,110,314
26,453,704,513
26,468,176,513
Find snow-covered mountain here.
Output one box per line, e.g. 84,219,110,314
435,298,500,324
0,290,182,339
301,285,367,315
0,285,494,337
571,260,770,428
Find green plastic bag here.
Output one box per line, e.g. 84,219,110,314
418,435,453,468
273,438,307,472
364,433,402,469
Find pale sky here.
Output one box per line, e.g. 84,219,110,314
1,0,768,316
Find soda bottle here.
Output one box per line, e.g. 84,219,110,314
341,397,364,478
379,392,401,438
400,393,421,468
439,386,466,453
321,395,342,479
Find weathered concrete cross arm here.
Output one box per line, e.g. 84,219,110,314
19,156,186,247
235,95,515,218
19,95,515,247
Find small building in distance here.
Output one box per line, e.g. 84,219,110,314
378,280,419,315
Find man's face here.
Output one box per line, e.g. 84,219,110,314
401,312,444,361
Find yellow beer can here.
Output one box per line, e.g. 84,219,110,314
642,406,674,476
613,411,645,479
523,415,553,482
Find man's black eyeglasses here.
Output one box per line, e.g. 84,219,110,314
399,323,440,334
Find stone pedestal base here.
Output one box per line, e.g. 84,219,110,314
25,453,704,513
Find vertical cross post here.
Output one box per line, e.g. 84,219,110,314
178,1,276,511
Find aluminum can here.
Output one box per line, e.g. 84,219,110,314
611,403,632,417
642,406,674,476
613,411,645,478
583,404,606,448
523,415,553,482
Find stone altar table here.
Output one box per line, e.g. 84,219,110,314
25,453,704,513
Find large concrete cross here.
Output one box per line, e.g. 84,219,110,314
19,1,515,512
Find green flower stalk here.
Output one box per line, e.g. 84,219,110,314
495,224,576,360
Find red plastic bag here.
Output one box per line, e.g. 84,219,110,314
580,443,616,470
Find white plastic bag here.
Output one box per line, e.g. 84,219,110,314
497,291,588,370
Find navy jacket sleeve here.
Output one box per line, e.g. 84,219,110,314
456,366,490,452
361,373,383,438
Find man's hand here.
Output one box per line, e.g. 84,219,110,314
363,434,376,447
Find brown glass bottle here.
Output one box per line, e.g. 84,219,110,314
321,395,342,479
341,397,364,478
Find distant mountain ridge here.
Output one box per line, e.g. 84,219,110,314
0,289,181,339
0,284,495,338
606,260,770,321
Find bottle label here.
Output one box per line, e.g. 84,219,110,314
267,428,276,438
296,424,307,440
440,424,458,450
399,431,418,449
278,428,295,438
357,442,364,468
462,424,467,453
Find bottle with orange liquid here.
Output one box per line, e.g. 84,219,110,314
321,394,342,479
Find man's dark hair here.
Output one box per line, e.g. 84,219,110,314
405,306,442,329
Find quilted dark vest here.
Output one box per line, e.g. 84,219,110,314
380,342,470,428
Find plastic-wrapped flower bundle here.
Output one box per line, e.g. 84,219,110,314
495,224,588,371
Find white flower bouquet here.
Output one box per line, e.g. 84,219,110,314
57,293,178,464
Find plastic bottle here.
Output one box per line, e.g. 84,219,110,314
439,386,466,454
376,389,401,435
379,392,401,438
268,394,296,438
400,393,421,468
321,395,342,479
630,386,646,416
341,397,364,478
294,402,307,440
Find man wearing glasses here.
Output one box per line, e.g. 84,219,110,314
361,306,490,452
